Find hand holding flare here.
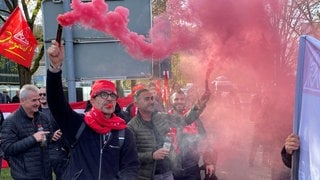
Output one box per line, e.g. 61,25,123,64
56,24,62,47
195,61,214,112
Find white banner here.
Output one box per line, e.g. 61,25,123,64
295,35,320,180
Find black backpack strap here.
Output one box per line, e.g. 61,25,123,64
70,121,86,148
118,129,125,148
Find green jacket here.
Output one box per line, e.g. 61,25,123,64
127,106,200,180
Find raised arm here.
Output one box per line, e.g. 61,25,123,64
182,90,211,125
46,40,83,144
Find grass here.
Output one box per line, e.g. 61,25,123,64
0,168,56,179
0,168,12,180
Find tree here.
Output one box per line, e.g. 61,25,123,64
270,0,320,84
0,0,43,87
152,0,167,16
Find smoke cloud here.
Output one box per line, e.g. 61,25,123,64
57,0,295,178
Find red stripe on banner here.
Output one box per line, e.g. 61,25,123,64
0,103,20,112
0,98,131,114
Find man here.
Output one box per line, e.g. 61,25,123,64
1,84,52,180
39,87,68,180
124,84,145,120
1,90,11,104
148,82,165,113
168,90,216,180
0,109,4,174
46,40,139,180
11,90,20,103
0,92,3,104
281,133,300,168
127,88,210,179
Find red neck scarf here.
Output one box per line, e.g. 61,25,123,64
84,107,126,134
167,108,199,153
168,108,199,134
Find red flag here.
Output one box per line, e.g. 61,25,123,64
0,7,38,68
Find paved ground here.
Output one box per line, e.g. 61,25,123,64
201,105,291,180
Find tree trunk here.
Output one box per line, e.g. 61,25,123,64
18,65,32,88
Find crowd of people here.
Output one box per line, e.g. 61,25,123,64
0,40,215,180
0,89,20,104
0,90,19,104
0,41,301,180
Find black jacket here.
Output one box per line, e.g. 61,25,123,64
39,107,68,160
1,107,52,180
0,110,4,158
281,146,292,168
46,70,139,180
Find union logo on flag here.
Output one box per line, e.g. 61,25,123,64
13,29,31,46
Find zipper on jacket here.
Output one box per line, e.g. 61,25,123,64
98,133,111,180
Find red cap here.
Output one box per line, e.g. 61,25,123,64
90,80,117,98
132,84,145,94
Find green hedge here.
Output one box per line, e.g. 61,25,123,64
0,168,12,180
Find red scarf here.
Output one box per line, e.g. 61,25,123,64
168,109,199,134
167,109,199,153
167,127,179,153
84,107,127,134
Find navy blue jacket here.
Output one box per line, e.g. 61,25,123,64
46,70,139,180
281,146,292,168
1,107,52,180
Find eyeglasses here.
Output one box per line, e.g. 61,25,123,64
96,92,117,100
39,93,46,97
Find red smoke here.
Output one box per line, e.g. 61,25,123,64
57,0,294,178
57,0,173,60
